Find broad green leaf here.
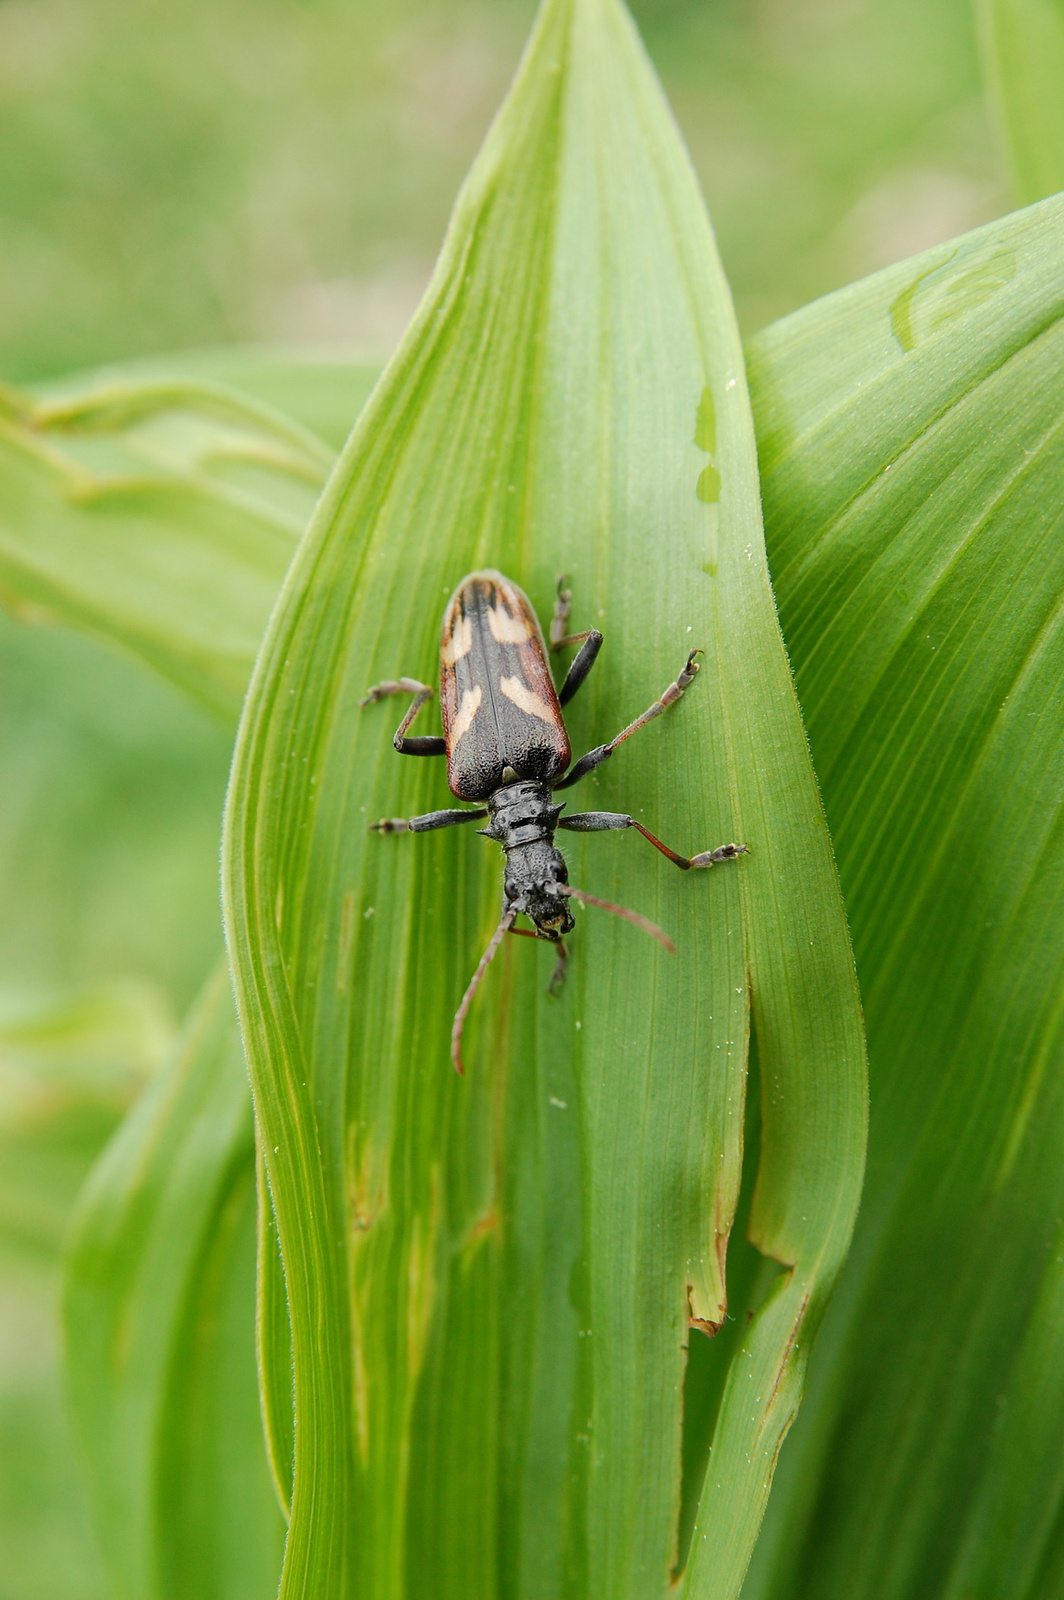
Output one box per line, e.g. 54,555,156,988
256,1149,295,1520
64,965,285,1600
41,349,381,455
52,191,1064,1599
0,606,238,1013
0,980,171,1131
975,0,1064,204
42,185,1064,1600
0,374,329,718
0,981,169,1600
741,194,1064,1600
60,189,1064,1598
0,606,243,1597
223,3,864,1599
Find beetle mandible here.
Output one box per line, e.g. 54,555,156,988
362,570,747,1072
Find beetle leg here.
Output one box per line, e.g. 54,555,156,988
507,922,569,992
558,810,747,871
547,938,569,994
370,807,487,834
557,633,604,706
360,677,446,756
550,575,604,705
553,649,702,789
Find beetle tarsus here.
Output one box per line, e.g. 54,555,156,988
689,842,749,868
360,675,432,706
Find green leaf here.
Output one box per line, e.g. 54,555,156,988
0,611,243,1597
222,2,864,1597
0,981,169,1600
256,1150,295,1520
975,0,1064,204
41,349,381,456
49,189,1064,1600
742,193,1064,1600
60,190,1064,1598
0,980,171,1133
64,965,285,1600
0,373,329,719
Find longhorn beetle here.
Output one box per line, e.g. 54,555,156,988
362,570,747,1072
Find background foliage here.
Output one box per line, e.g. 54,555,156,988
0,0,1061,1598
0,0,1005,381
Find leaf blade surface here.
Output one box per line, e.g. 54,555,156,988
744,192,1064,1600
0,376,325,717
64,965,285,1600
222,3,865,1597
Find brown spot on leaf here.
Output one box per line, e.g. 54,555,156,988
687,1282,724,1337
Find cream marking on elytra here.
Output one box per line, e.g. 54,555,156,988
487,605,530,644
442,615,474,663
451,685,482,743
500,676,554,723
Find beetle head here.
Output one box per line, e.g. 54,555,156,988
521,881,576,939
504,846,575,938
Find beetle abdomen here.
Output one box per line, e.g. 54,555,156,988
440,571,570,802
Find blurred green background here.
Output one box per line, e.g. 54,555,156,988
2,0,1004,382
0,0,1009,1594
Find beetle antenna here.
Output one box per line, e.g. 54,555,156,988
551,884,676,954
451,907,518,1075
